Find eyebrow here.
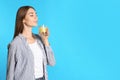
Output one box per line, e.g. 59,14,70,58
28,12,37,15
28,12,34,15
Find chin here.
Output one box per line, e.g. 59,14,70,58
33,24,38,27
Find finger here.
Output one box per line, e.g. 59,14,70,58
46,28,50,36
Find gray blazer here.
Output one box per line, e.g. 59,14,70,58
7,34,55,80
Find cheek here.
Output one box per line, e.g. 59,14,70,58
24,18,37,26
25,19,33,25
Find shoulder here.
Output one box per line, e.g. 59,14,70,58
34,34,42,41
11,36,20,45
8,35,24,58
9,35,23,49
8,36,21,55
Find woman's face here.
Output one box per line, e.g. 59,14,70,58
23,8,38,27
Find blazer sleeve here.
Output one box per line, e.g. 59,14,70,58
6,44,16,80
34,34,56,66
45,46,56,66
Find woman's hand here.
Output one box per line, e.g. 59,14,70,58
39,28,50,46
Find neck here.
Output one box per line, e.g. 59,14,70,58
22,25,33,38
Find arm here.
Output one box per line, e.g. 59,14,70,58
45,45,56,66
6,44,16,80
38,28,56,66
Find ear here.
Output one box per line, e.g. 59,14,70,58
23,19,25,23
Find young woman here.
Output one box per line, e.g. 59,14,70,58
7,6,55,80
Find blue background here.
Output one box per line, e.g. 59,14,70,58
0,0,120,80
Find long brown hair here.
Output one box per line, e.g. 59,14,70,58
13,6,35,39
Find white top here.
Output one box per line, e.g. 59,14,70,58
29,40,43,78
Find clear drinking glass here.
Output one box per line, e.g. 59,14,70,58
39,24,48,36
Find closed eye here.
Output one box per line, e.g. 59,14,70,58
30,14,34,17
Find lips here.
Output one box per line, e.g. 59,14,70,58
34,21,38,23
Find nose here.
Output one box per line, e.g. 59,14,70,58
34,15,38,20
